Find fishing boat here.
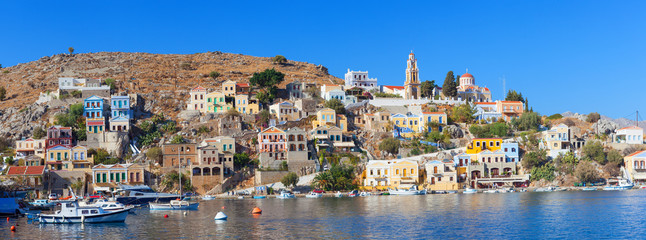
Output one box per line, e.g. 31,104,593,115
348,190,359,197
603,179,634,191
305,192,323,198
202,195,216,201
388,186,426,195
252,195,267,199
37,201,129,224
463,188,477,194
276,191,295,199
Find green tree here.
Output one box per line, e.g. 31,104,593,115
530,163,555,181
587,112,601,123
68,47,75,55
451,103,476,123
170,135,186,144
281,172,299,188
250,68,285,88
522,149,549,169
92,148,118,165
546,114,563,120
234,153,251,169
271,55,287,64
581,140,606,164
554,152,578,174
489,122,509,137
146,147,163,163
71,180,84,195
311,164,356,191
104,78,116,92
512,112,541,131
324,98,346,114
606,149,623,166
420,80,436,98
208,71,220,80
74,121,87,141
280,161,288,171
257,109,271,126
575,161,599,183
505,90,525,102
379,137,400,155
33,127,46,139
441,71,457,97
0,86,6,101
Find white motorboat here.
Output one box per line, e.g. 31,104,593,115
276,191,295,199
113,185,180,205
334,191,344,197
603,179,634,191
348,190,358,197
388,186,426,195
30,199,56,208
483,189,499,193
463,188,477,194
534,186,556,192
149,199,199,210
37,201,129,224
79,198,130,212
305,192,322,198
202,195,216,201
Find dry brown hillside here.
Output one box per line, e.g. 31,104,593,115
0,51,342,113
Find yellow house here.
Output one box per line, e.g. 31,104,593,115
312,108,348,132
222,80,236,97
362,159,420,190
466,138,502,154
392,113,421,138
206,91,232,113
425,160,458,191
235,94,260,114
46,145,93,171
419,112,447,132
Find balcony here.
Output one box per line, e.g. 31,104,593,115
262,139,285,143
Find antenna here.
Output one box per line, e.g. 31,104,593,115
502,75,506,100
637,110,639,128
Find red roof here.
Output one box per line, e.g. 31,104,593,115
462,73,473,78
191,86,207,92
627,150,646,157
236,83,250,87
383,85,404,90
475,102,496,105
618,126,643,131
7,166,45,176
422,112,446,115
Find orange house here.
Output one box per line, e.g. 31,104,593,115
496,101,524,121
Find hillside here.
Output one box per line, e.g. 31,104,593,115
0,51,342,111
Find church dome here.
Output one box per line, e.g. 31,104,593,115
461,73,473,78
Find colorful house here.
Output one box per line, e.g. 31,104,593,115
420,112,447,132
92,163,145,184
426,160,459,191
15,138,46,159
235,94,260,114
206,91,231,113
222,80,236,97
392,113,421,138
624,150,646,185
110,95,131,119
496,101,524,121
312,108,348,132
269,101,301,122
187,86,207,112
84,95,106,133
46,145,91,171
540,123,571,158
46,125,73,149
615,126,644,144
466,138,503,154
362,159,420,190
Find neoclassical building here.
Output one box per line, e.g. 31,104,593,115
404,52,421,100
456,72,492,102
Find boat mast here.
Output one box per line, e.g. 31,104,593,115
178,145,182,197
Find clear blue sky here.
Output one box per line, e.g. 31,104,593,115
2,1,645,118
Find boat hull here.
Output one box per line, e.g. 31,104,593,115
116,196,179,206
38,209,129,224
149,202,199,210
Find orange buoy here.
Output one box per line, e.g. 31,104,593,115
221,206,225,209
252,207,262,214
10,226,16,231
164,214,169,218
6,217,9,222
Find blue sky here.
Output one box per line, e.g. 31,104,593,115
1,1,645,118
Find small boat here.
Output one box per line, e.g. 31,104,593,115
30,199,56,208
388,186,426,195
81,199,130,212
463,188,477,194
582,187,597,191
348,190,359,197
381,192,390,195
37,201,129,224
113,185,180,205
603,178,634,191
214,211,227,220
359,191,372,197
276,191,295,199
252,195,267,199
149,199,199,210
639,185,646,189
334,191,344,197
305,192,323,198
518,188,528,192
483,189,499,193
446,191,458,194
534,187,556,192
202,195,216,201
554,187,567,192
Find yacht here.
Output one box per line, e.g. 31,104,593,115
113,185,180,205
149,199,199,210
388,186,426,195
79,198,130,212
276,191,295,199
37,201,129,223
201,195,216,201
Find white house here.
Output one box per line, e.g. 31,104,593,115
344,69,378,90
615,126,644,144
324,89,346,102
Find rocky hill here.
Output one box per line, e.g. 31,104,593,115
0,51,343,139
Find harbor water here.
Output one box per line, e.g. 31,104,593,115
5,190,646,239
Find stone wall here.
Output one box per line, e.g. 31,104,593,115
82,131,130,158
254,170,290,186
191,175,223,195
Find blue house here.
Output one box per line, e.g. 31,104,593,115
84,95,106,134
110,95,131,119
501,142,519,163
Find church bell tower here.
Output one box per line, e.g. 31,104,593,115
404,51,421,100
